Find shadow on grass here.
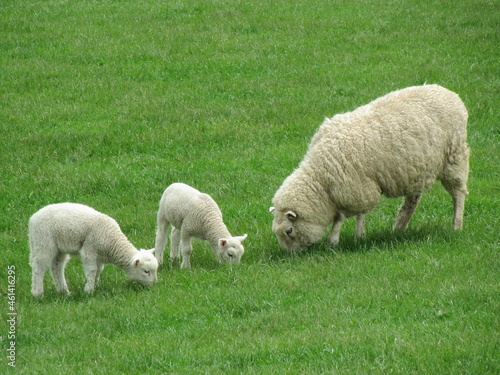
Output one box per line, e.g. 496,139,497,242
267,224,458,263
336,225,455,253
28,279,155,304
28,289,91,304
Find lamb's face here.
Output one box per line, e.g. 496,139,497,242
217,235,247,265
128,249,159,287
270,208,324,251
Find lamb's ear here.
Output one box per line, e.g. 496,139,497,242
146,248,155,254
134,258,140,267
269,207,275,214
285,210,297,222
219,238,228,247
234,234,248,243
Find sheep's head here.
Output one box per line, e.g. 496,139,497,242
216,234,247,265
127,249,159,286
269,207,324,251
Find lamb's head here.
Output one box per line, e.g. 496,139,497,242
127,249,159,287
216,234,247,265
270,207,324,251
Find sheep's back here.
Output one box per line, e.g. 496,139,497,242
308,85,468,199
162,184,222,232
29,203,106,253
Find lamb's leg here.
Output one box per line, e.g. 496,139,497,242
328,212,346,247
81,252,100,294
50,253,70,296
355,214,366,239
31,259,49,298
30,239,57,298
180,232,193,269
93,262,104,287
154,217,170,265
170,227,181,261
83,268,98,293
393,195,422,231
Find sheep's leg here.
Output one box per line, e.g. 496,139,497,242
441,172,468,230
83,266,98,293
170,227,181,261
393,195,422,231
30,238,57,298
328,212,346,247
154,218,170,265
180,232,193,269
355,214,366,239
31,259,49,298
93,262,104,287
441,145,469,230
50,253,70,296
451,188,467,230
81,252,100,294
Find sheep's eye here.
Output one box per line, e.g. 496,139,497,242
144,270,150,275
286,228,293,236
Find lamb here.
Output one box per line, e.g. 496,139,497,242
270,84,469,251
155,183,247,269
29,203,158,298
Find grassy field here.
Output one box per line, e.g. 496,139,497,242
1,0,499,373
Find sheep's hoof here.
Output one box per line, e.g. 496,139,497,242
328,238,339,248
84,285,95,294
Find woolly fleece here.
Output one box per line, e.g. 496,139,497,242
29,203,158,297
155,183,247,269
271,84,469,250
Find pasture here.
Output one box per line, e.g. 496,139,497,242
1,0,498,373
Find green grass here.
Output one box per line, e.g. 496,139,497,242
1,0,499,373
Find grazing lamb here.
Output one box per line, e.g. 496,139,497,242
270,84,469,250
29,203,158,298
155,183,247,269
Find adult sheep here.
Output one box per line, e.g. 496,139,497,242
270,84,469,250
29,203,158,297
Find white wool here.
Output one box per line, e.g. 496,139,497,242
155,183,247,269
29,203,158,297
270,84,469,250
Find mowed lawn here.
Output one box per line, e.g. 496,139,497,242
1,0,498,374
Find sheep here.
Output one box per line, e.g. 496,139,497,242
270,84,469,251
155,183,247,269
29,203,158,298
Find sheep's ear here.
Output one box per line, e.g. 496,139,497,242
134,259,140,267
219,239,228,247
147,248,155,254
285,210,297,222
234,234,248,243
269,207,275,214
